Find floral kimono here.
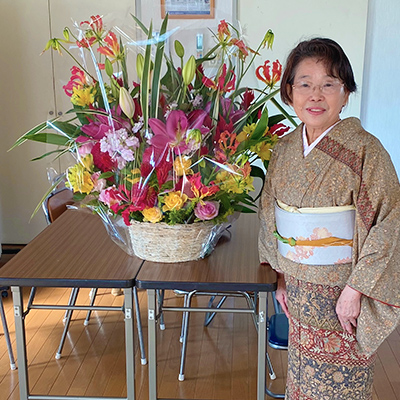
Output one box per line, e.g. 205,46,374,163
259,117,400,400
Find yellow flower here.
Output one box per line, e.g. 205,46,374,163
215,164,254,194
66,154,94,194
67,164,93,194
142,207,163,223
236,123,256,142
80,153,94,171
251,141,272,161
162,191,188,212
125,168,141,184
173,156,193,176
250,134,278,161
71,85,96,107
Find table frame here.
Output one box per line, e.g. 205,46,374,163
136,213,277,400
146,289,269,400
11,286,136,400
0,210,144,400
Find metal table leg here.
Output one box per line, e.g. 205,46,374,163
124,288,136,400
0,294,16,370
147,289,157,400
257,291,267,400
12,286,29,400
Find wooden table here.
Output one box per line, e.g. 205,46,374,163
0,210,144,400
136,213,277,400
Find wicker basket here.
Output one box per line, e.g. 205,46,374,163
128,220,221,263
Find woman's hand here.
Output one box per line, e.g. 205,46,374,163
336,285,362,334
275,272,289,318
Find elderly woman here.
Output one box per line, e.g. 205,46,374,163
259,38,400,399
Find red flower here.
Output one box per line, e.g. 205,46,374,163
91,142,116,172
63,66,88,97
188,173,220,200
231,38,249,60
115,183,158,225
217,20,230,42
256,60,282,88
140,147,173,187
241,89,254,111
202,64,236,93
77,15,105,48
270,123,290,137
98,31,123,62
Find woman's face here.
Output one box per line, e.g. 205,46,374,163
289,58,349,137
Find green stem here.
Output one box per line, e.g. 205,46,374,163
270,97,298,127
59,43,96,81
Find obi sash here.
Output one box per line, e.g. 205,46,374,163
274,201,355,265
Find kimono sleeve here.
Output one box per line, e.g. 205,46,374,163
258,148,280,270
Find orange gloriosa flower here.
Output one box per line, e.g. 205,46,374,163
256,60,282,88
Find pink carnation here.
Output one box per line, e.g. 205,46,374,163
194,201,220,221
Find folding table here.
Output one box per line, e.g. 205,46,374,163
136,213,277,400
0,210,144,400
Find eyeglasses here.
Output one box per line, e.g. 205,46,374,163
292,81,344,96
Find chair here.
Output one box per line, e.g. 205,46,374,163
35,185,147,364
265,291,288,399
0,287,16,370
171,290,258,381
42,186,74,224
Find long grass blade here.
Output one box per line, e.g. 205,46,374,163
151,14,169,119
141,22,153,131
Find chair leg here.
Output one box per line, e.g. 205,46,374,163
178,291,196,381
83,288,98,326
63,288,77,324
157,290,165,330
26,287,37,309
266,352,276,380
133,287,147,365
179,293,190,343
204,295,227,327
0,296,16,370
55,287,79,359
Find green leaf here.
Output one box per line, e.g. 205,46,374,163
49,120,80,137
22,133,71,147
141,22,153,130
10,120,53,150
131,13,149,36
270,97,298,127
233,204,257,213
72,192,88,201
30,148,65,161
99,171,114,179
251,108,269,142
120,37,129,88
268,114,286,127
30,174,66,220
250,165,265,180
151,14,169,119
234,88,279,130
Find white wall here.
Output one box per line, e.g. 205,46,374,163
238,0,368,122
361,0,400,176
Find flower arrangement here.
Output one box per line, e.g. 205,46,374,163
14,14,292,230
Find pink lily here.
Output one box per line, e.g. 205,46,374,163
149,110,208,155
